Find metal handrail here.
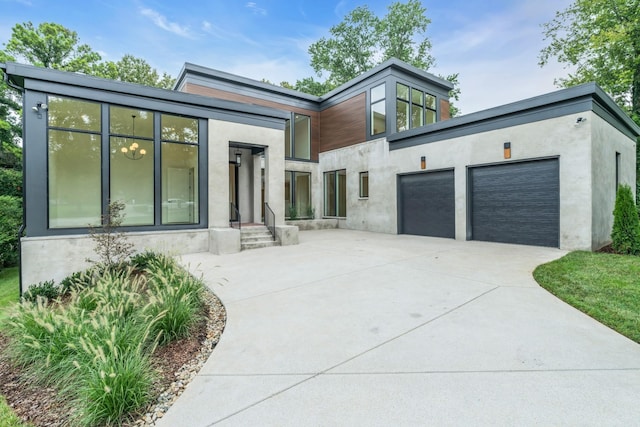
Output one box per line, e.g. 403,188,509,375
264,203,276,240
230,202,241,230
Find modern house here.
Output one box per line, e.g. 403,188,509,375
2,58,638,291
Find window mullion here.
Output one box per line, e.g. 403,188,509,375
154,112,162,226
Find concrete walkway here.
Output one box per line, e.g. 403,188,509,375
159,230,640,426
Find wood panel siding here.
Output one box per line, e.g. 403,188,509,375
319,93,366,153
440,99,450,121
183,82,320,161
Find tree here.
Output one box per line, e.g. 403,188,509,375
4,22,102,73
539,0,640,125
285,1,460,114
93,55,175,89
2,22,175,89
611,184,640,255
0,51,22,169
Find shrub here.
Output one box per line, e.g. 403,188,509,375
0,167,22,197
130,250,165,272
87,200,134,268
611,184,640,255
0,195,22,267
22,280,59,303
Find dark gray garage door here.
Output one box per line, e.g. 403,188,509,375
398,170,455,238
469,158,559,247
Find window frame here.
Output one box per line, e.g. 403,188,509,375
396,82,437,133
285,113,311,160
359,171,369,199
370,83,386,136
40,93,208,235
324,169,347,218
285,170,313,219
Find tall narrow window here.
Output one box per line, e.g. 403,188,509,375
396,83,410,132
48,96,102,228
371,83,386,135
359,172,369,198
285,171,312,219
110,106,154,226
324,169,347,217
285,114,311,160
161,114,199,224
425,93,436,124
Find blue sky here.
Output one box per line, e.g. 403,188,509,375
0,0,573,114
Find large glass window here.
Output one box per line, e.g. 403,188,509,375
161,114,199,224
371,83,386,135
324,169,347,217
285,171,312,219
285,114,311,160
110,107,154,225
396,83,437,132
46,95,201,229
48,97,102,228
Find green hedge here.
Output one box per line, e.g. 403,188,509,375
0,168,22,197
611,184,640,255
0,195,22,267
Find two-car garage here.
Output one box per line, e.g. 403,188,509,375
398,158,560,248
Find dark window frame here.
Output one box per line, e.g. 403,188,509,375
370,83,386,136
359,171,369,198
285,113,311,160
285,170,313,219
324,169,347,218
40,93,208,236
396,82,437,133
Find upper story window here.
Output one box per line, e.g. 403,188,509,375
370,83,386,136
285,113,311,160
396,83,436,133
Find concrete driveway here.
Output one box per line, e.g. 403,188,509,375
159,230,640,426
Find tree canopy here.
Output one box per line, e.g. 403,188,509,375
539,0,640,125
280,0,460,115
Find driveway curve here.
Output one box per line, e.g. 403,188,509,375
159,230,640,426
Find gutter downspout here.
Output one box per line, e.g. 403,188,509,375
2,66,26,298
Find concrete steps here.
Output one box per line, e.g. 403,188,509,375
240,225,278,250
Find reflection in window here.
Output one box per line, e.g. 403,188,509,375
324,169,347,217
49,130,102,228
371,83,386,135
110,107,154,225
285,171,312,219
46,96,201,229
285,114,311,160
161,114,199,224
48,96,102,228
396,83,437,132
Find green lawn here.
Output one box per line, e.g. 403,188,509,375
0,268,29,427
0,267,19,322
533,251,640,344
0,395,30,427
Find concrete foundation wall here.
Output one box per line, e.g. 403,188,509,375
590,113,638,249
21,229,209,291
318,113,623,251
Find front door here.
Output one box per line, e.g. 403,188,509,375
229,163,239,221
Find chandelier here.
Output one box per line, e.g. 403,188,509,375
121,115,146,160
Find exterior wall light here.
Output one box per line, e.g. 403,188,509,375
504,142,511,159
32,102,48,112
420,156,426,170
235,150,242,167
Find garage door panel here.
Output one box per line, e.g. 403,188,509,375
399,170,455,238
470,159,559,247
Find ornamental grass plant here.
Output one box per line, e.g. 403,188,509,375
4,252,205,426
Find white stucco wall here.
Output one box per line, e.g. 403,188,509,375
318,113,629,251
590,113,638,249
21,229,209,290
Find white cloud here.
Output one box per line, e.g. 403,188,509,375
430,0,574,114
140,7,194,38
200,20,259,46
245,2,267,16
224,56,314,86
